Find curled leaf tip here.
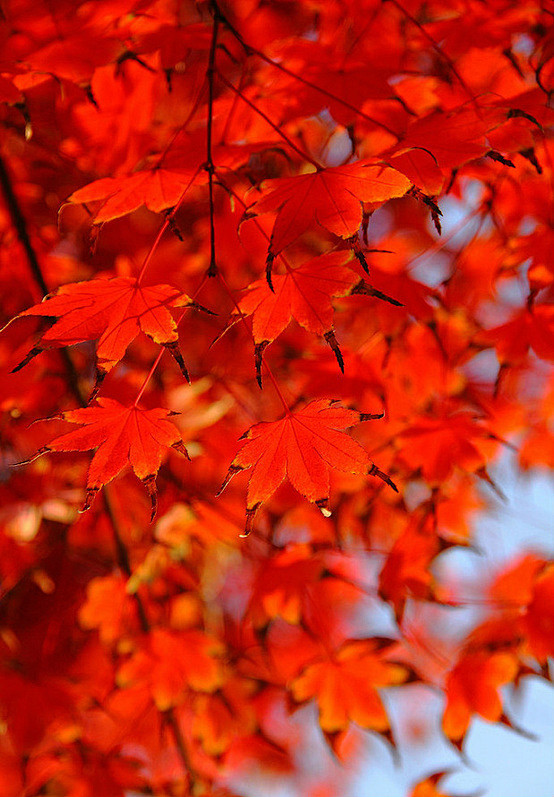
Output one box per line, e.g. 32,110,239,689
324,329,344,372
369,463,398,492
217,464,243,496
359,411,384,421
88,368,106,404
80,487,99,513
240,505,259,537
190,300,217,316
14,446,49,467
142,475,158,521
164,341,190,383
172,440,190,460
316,498,332,517
265,249,275,291
11,346,43,373
254,341,269,388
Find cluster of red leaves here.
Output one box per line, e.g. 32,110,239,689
0,0,553,795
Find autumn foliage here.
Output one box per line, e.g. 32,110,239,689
0,0,553,795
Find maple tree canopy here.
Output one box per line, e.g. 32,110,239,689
0,1,553,796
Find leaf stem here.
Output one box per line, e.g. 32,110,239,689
262,358,291,415
133,274,209,406
137,164,203,285
215,172,295,268
133,347,166,407
164,708,207,792
216,267,291,414
220,61,247,144
0,155,49,296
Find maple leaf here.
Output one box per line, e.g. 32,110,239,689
248,544,325,626
398,413,493,484
236,252,359,383
64,139,276,223
116,628,224,710
3,0,554,788
409,772,458,797
191,678,257,756
482,305,554,364
378,524,440,621
66,169,199,223
22,398,189,519
387,148,445,195
79,573,139,644
21,29,124,87
442,651,519,745
290,639,408,736
488,554,545,608
218,399,396,535
396,107,492,172
523,564,554,663
249,161,411,286
9,277,207,398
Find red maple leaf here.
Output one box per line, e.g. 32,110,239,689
236,252,359,383
117,628,224,710
249,160,411,284
66,169,199,223
9,277,206,398
378,524,440,621
442,651,519,744
22,398,189,519
218,399,395,535
290,639,408,735
398,412,493,483
483,305,554,364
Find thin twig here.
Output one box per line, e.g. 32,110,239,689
0,154,49,295
0,154,88,407
385,0,481,114
103,486,207,789
211,0,399,137
217,71,322,169
206,8,220,276
103,486,150,633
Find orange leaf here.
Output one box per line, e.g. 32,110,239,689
26,398,189,519
488,554,545,608
11,277,201,394
192,678,257,756
218,399,394,534
240,252,358,341
523,564,554,663
249,544,325,626
379,525,439,621
117,628,224,710
409,772,453,797
79,573,138,644
250,161,411,258
442,651,518,743
399,414,490,483
67,168,198,223
237,252,358,381
483,305,554,364
291,639,407,734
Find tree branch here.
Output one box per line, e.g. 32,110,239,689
0,153,88,407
